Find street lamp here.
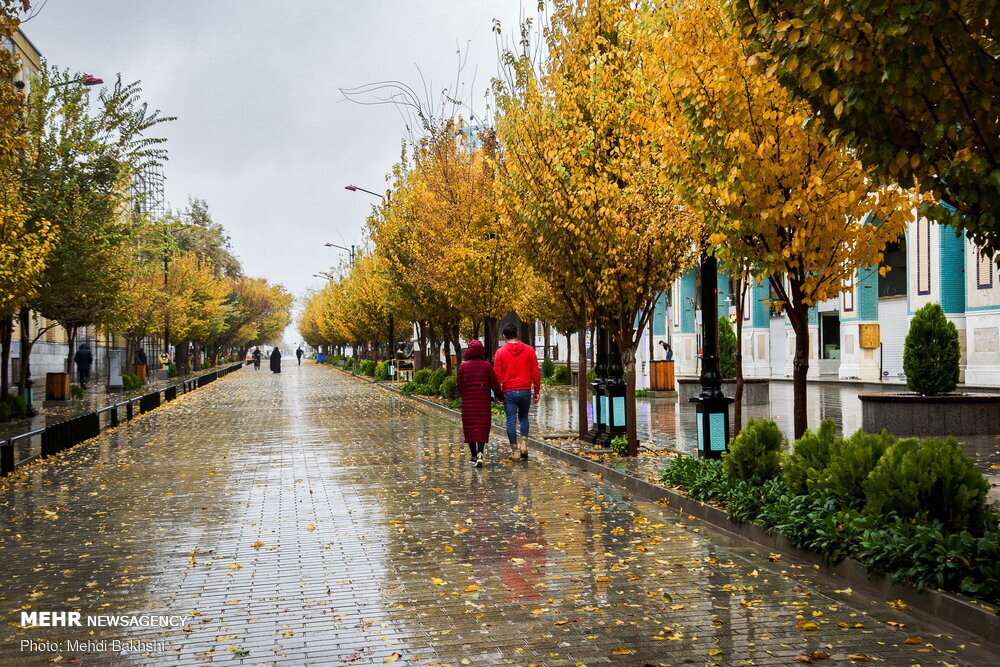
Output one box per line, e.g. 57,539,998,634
345,184,394,370
344,184,388,201
324,242,356,265
692,251,733,458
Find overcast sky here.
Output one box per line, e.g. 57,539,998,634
25,1,526,342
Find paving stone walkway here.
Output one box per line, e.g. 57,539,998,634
0,365,994,665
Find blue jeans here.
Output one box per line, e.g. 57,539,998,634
504,389,531,444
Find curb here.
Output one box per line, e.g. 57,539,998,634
330,365,1000,648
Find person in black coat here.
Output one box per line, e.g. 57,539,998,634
269,347,281,373
252,347,262,370
74,343,93,388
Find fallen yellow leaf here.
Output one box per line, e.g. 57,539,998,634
463,585,480,593
383,652,402,663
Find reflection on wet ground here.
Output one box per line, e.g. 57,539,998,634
529,382,1000,478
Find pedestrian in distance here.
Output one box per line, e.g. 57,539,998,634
659,340,673,361
457,339,503,468
296,347,304,366
494,323,540,460
252,347,262,370
269,347,282,373
135,347,148,367
74,343,93,389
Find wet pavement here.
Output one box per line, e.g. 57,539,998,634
0,365,994,665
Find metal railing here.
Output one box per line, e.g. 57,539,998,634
0,362,244,477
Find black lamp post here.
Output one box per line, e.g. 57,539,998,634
693,251,733,458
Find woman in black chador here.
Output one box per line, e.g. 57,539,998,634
269,347,282,373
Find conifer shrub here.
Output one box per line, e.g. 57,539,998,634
413,369,432,385
821,429,894,506
718,316,737,379
401,382,435,396
429,368,448,392
903,302,960,395
541,357,555,378
723,418,784,482
783,419,836,495
439,374,458,399
864,436,990,534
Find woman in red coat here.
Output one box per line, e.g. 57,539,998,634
456,340,503,467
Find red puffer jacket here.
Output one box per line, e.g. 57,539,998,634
456,340,503,443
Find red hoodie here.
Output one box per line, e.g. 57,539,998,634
494,340,540,395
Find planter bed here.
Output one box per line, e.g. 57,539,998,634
860,392,1000,435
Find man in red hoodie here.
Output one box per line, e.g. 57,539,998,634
494,322,540,459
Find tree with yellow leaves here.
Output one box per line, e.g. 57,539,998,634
647,0,918,437
0,0,56,399
164,252,231,364
495,0,699,454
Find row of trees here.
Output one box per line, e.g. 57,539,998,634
0,4,291,399
303,0,995,452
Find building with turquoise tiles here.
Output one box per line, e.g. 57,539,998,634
656,215,1000,386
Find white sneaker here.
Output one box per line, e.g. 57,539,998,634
475,452,484,468
469,457,478,467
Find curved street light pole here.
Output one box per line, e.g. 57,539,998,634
345,184,393,369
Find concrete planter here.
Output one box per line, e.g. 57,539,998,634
677,377,769,406
860,392,1000,435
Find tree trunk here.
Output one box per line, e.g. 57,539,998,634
176,339,189,368
787,304,810,439
566,332,572,369
483,317,497,362
577,319,588,440
65,325,78,377
734,279,746,435
622,341,639,456
192,341,202,370
450,325,463,368
543,323,551,361
417,321,427,370
18,307,32,401
443,336,451,373
0,316,12,400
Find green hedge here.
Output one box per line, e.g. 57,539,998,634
660,420,999,602
541,357,555,378
374,361,390,381
553,365,570,384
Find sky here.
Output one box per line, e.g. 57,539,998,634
24,0,527,342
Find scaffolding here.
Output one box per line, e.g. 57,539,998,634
130,163,166,221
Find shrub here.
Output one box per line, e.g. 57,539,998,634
718,316,737,379
360,360,376,377
166,364,177,378
784,419,837,495
865,436,991,534
121,373,141,391
635,388,649,398
178,363,191,376
429,367,448,392
553,365,570,384
69,383,85,399
401,382,435,396
0,402,9,421
723,419,784,482
345,358,356,370
374,361,390,381
903,302,960,395
541,376,561,386
439,374,458,399
610,435,628,456
447,398,462,410
586,368,596,382
413,369,432,385
821,429,894,505
4,393,26,419
541,357,555,378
